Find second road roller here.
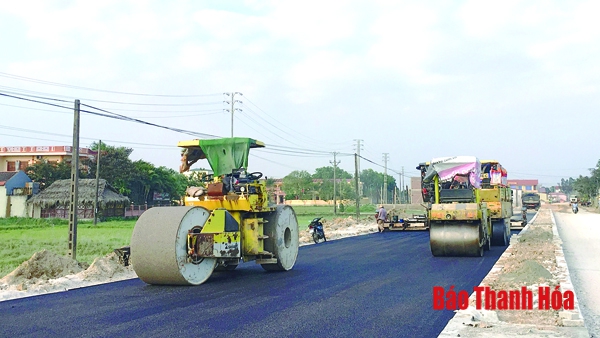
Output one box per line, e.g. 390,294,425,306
420,156,509,257
129,137,299,285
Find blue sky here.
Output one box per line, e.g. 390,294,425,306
1,0,599,186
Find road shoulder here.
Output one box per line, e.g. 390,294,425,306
438,207,589,338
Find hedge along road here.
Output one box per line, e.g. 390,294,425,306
0,230,510,338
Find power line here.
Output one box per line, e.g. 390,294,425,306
0,72,222,97
81,103,222,139
241,98,352,148
0,102,224,116
0,125,176,149
1,90,359,158
0,85,224,106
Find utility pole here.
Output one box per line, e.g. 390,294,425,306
224,92,243,137
354,139,363,195
68,100,80,260
93,140,102,225
354,153,360,222
330,152,340,214
401,166,405,204
397,172,402,204
383,153,389,204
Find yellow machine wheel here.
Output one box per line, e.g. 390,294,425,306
130,206,216,285
261,205,299,271
430,222,483,257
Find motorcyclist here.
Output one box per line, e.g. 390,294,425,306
572,202,579,213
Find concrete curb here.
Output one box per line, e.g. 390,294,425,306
549,210,585,327
438,209,589,337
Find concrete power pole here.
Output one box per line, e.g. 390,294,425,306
354,139,363,195
398,172,402,204
330,152,340,214
224,92,243,137
93,140,102,225
354,153,360,222
68,100,80,260
383,153,389,204
401,166,405,204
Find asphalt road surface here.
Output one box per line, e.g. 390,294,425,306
1,229,515,338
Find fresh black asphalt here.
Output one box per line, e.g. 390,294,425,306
0,227,522,338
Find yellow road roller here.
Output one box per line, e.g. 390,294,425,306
129,137,299,285
421,156,492,257
480,160,512,243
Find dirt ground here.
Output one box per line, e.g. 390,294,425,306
440,204,590,338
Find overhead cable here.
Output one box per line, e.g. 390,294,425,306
0,72,222,97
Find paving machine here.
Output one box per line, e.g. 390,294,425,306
385,208,430,231
480,160,512,243
129,137,299,285
421,156,492,257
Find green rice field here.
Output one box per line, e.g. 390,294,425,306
0,204,423,278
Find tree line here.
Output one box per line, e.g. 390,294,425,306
24,142,403,205
553,160,600,204
281,167,399,204
25,142,203,205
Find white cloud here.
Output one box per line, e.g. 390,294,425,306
366,3,447,84
285,50,360,101
263,1,359,48
458,0,522,38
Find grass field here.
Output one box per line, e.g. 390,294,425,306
0,204,424,278
0,218,135,278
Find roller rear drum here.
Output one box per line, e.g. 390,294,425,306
261,205,299,271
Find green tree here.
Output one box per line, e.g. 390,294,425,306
25,160,72,190
359,168,397,204
282,170,313,199
558,177,575,195
84,143,136,195
128,160,159,204
265,177,276,188
312,166,352,179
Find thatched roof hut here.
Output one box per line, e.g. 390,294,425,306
29,179,129,208
28,179,130,219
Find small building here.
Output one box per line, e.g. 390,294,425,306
0,145,96,172
28,179,129,219
548,192,568,203
507,179,539,192
0,171,35,217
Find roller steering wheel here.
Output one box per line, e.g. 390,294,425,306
248,172,263,180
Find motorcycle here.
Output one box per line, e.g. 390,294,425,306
308,217,327,244
572,203,579,214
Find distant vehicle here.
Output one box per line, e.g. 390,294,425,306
570,196,579,205
522,192,541,210
510,207,527,230
308,217,326,244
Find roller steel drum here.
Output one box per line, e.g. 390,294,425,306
430,222,483,257
130,206,216,285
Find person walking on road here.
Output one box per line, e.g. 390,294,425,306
377,204,387,233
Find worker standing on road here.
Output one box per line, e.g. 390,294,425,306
377,204,387,233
